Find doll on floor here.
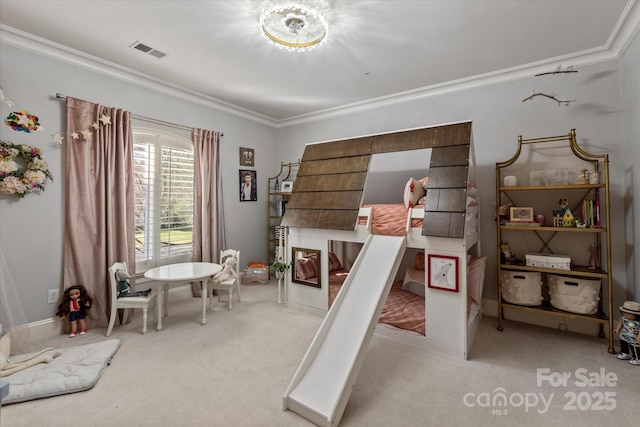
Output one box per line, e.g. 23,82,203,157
614,300,640,365
56,285,93,338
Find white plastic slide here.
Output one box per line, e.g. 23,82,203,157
283,235,407,426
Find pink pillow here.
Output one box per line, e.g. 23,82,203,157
295,257,318,280
328,252,342,272
415,251,425,271
403,177,426,208
467,256,487,306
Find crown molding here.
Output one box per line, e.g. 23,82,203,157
0,25,278,127
2,0,638,130
273,0,640,127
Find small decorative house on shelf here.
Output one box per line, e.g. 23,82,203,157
559,198,575,227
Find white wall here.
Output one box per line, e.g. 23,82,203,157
621,29,640,301
274,60,629,307
0,42,276,323
2,28,639,327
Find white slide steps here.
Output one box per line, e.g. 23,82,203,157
283,235,407,426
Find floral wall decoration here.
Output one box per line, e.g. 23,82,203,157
0,86,114,145
0,140,53,198
5,110,41,132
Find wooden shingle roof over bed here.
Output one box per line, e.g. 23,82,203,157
280,121,472,238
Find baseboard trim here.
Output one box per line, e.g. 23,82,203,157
23,285,195,343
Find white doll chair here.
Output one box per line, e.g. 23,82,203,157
107,262,158,336
208,249,241,310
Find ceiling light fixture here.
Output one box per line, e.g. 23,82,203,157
260,3,328,52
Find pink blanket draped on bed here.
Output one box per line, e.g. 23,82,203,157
329,270,425,335
359,204,424,236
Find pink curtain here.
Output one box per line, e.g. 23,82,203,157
63,97,134,331
192,128,226,296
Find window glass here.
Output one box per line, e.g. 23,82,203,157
133,129,194,271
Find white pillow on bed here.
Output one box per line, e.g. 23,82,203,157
403,177,426,208
402,267,425,297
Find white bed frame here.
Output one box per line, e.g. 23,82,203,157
285,203,482,360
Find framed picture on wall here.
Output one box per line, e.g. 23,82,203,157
239,169,257,201
239,147,254,167
427,254,458,292
281,180,294,193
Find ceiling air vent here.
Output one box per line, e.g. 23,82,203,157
130,41,167,59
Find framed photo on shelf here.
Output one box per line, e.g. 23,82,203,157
239,147,254,167
281,180,294,193
509,207,534,222
239,169,257,202
427,254,458,292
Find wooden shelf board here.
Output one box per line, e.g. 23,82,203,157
500,263,608,278
502,300,609,324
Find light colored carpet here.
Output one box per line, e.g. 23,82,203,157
2,281,638,426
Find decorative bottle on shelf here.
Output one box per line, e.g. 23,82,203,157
274,178,279,192
578,168,590,184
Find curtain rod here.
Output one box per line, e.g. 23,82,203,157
55,93,223,136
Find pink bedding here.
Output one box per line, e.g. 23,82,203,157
329,269,425,335
359,204,424,236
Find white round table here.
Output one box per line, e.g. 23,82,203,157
144,262,222,327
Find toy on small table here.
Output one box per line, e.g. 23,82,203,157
115,269,152,298
56,285,93,338
614,300,640,365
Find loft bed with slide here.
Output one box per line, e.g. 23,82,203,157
279,121,486,427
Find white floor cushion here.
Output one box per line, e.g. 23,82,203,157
2,338,120,404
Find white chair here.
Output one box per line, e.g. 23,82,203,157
107,262,158,336
208,249,241,310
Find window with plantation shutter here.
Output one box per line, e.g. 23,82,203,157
133,130,194,271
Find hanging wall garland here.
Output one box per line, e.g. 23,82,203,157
5,110,41,132
0,141,53,198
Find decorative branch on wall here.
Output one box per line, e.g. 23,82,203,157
522,65,578,106
522,91,576,106
534,64,577,77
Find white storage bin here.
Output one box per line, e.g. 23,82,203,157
501,271,543,306
547,275,601,315
525,253,571,270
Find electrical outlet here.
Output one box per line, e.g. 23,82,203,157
47,289,59,304
558,323,567,331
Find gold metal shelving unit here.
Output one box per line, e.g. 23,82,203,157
496,129,614,353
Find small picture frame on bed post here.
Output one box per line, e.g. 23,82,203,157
281,180,294,193
427,254,459,292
